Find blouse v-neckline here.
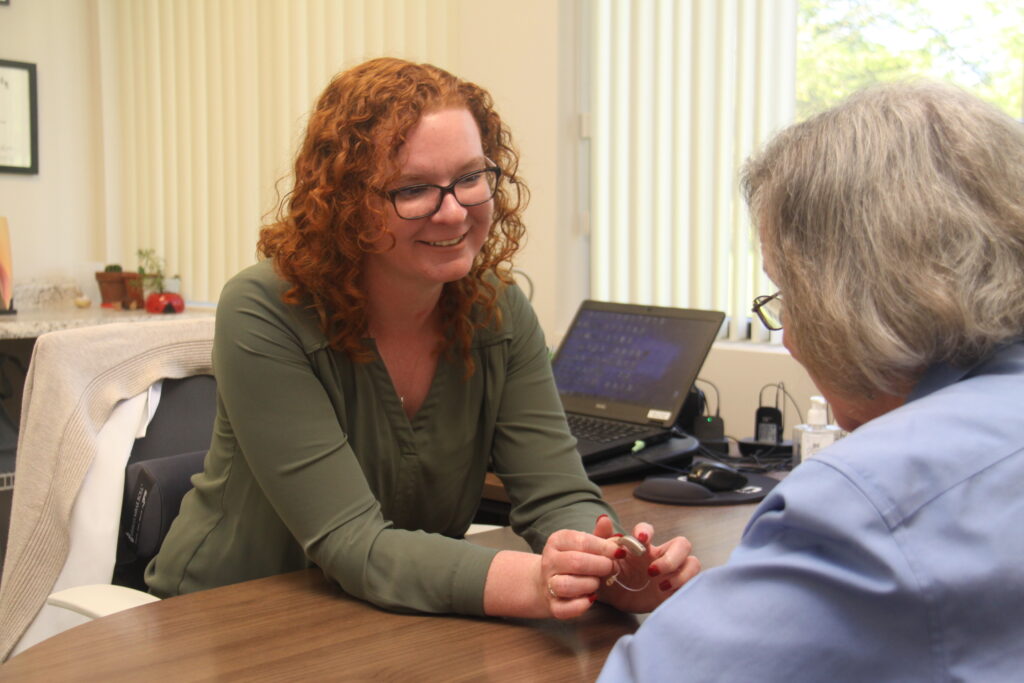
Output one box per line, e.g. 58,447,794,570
366,338,446,434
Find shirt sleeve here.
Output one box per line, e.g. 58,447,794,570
487,285,619,551
598,461,938,682
212,269,497,616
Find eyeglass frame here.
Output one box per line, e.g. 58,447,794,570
752,290,783,331
384,164,502,220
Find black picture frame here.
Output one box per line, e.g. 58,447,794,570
0,59,39,174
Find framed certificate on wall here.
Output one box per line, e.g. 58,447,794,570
0,59,38,174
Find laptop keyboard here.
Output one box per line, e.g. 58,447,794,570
567,414,650,444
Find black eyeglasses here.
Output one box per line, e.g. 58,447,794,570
385,165,501,220
752,291,783,331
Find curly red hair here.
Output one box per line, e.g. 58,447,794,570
258,58,529,372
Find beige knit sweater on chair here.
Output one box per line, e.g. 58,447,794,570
0,316,214,661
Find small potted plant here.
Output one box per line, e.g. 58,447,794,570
122,270,145,310
95,264,127,308
137,248,185,314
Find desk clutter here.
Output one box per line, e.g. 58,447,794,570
579,431,781,506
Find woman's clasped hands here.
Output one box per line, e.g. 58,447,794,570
540,514,702,619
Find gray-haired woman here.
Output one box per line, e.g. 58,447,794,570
601,80,1024,681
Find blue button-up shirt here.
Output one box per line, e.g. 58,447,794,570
600,341,1024,682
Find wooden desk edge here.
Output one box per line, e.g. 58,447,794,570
482,471,510,503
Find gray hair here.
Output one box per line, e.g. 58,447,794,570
742,80,1024,397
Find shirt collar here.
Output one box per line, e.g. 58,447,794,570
908,339,1024,403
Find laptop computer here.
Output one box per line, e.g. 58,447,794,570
552,300,724,463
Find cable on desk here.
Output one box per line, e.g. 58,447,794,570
695,377,720,418
692,436,794,474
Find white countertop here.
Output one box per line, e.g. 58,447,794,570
0,304,216,340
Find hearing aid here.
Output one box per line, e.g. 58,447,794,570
605,534,650,591
614,534,646,557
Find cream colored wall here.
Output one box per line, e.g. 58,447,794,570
0,0,105,298
455,0,588,341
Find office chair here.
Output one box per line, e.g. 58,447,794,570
113,375,216,591
45,376,215,621
0,316,215,661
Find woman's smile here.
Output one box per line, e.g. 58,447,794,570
419,233,468,248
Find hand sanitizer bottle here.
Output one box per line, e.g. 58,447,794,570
792,396,842,465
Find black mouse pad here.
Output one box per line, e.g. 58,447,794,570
633,471,779,506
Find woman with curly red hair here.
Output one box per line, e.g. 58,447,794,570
148,58,698,619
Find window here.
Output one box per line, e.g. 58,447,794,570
587,0,1021,345
798,0,1023,120
586,0,797,342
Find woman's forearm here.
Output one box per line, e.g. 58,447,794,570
482,550,548,618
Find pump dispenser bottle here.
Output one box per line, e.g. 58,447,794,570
792,396,842,465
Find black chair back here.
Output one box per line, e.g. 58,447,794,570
114,375,216,590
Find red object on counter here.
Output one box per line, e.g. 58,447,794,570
145,292,186,314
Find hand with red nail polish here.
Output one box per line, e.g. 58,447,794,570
531,525,623,621
587,518,702,614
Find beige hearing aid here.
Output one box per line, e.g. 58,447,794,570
614,534,646,557
605,535,650,591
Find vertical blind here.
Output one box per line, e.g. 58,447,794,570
588,0,796,341
95,0,458,303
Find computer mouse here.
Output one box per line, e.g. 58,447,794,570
687,461,748,492
633,476,715,504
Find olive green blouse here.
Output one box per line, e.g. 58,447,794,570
146,259,616,615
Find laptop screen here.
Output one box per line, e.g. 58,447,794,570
552,301,724,427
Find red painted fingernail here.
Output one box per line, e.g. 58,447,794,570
588,593,597,603
611,533,624,538
659,580,672,591
614,548,627,559
636,532,650,544
596,514,609,523
647,564,661,577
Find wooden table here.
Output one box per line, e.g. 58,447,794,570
2,480,757,681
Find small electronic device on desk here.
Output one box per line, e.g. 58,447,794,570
738,382,797,461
